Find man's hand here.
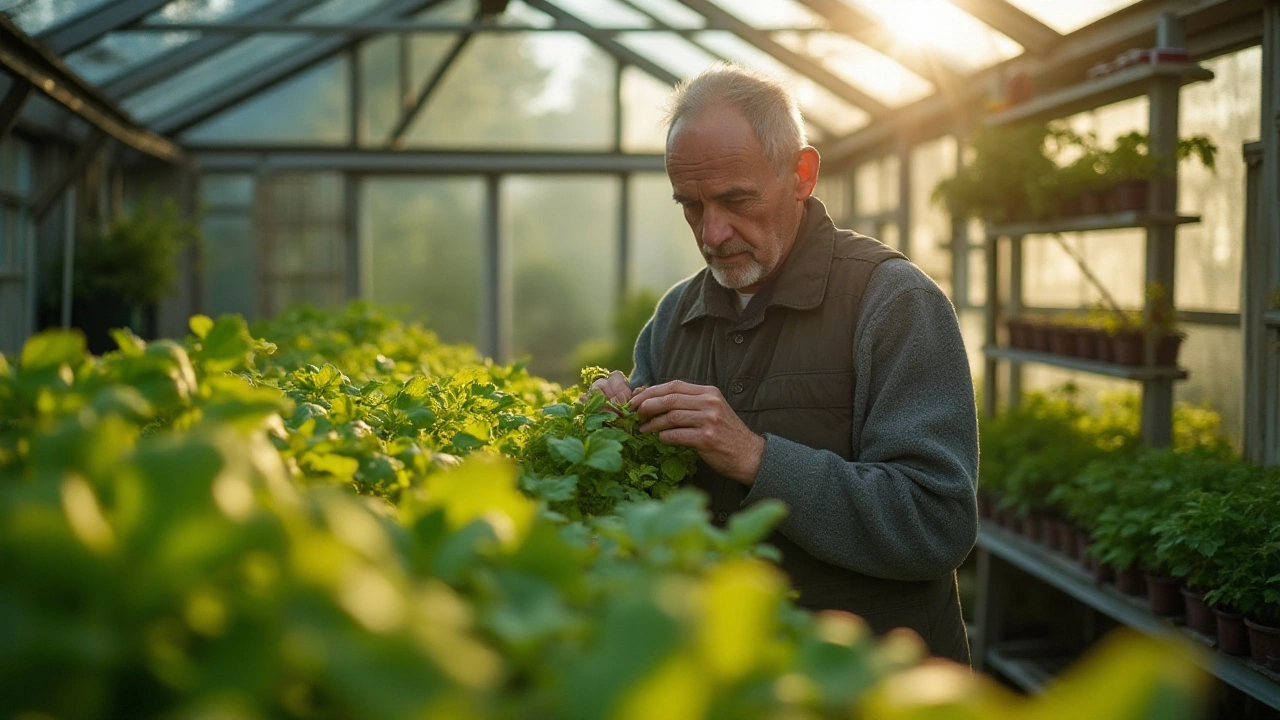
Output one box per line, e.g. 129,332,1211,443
586,370,634,405
630,380,765,485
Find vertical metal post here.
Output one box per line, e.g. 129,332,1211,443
897,137,912,258
1140,12,1183,448
1243,143,1266,462
614,61,625,153
60,186,77,329
1258,2,1280,466
950,132,970,309
398,34,412,113
983,230,1000,418
344,173,362,299
482,174,507,361
350,47,364,147
1008,234,1024,405
618,173,630,308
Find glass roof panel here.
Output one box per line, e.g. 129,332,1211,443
546,0,652,27
1004,0,1142,35
618,31,720,78
0,0,114,35
772,31,932,107
123,34,309,123
694,31,869,136
65,0,276,87
621,0,705,29
704,0,826,29
498,0,553,26
148,0,276,23
838,0,1022,74
65,30,197,85
183,56,349,144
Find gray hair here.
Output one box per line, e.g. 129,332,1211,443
665,62,807,175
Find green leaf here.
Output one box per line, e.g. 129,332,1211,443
661,456,692,483
189,314,214,339
20,331,87,371
451,432,485,451
198,315,254,373
547,436,586,465
402,376,431,399
522,474,579,503
541,404,573,418
584,438,624,473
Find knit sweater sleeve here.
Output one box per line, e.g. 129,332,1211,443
742,259,979,581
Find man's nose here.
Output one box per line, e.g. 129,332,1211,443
701,206,733,247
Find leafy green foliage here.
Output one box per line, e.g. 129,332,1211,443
0,305,1210,719
71,196,197,307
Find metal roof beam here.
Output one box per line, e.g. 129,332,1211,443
36,0,172,56
387,29,474,148
0,15,182,163
126,21,833,34
945,0,1061,54
101,0,324,100
610,0,840,140
521,0,681,85
820,0,1255,166
152,0,449,136
190,146,668,173
672,0,888,115
0,77,33,142
790,0,959,88
33,129,108,220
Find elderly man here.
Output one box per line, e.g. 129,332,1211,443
591,63,978,664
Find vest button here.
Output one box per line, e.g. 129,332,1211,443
730,381,744,394
716,510,729,523
733,333,744,344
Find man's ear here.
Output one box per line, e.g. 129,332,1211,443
794,146,820,199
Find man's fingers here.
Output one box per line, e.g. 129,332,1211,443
639,408,704,434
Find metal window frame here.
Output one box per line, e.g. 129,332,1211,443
35,0,172,56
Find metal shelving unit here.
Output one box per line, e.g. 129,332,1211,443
980,13,1214,448
975,523,1280,709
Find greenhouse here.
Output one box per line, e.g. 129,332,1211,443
1,0,1279,717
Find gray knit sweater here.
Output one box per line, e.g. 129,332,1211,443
630,258,979,582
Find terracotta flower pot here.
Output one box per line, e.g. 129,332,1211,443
1030,325,1051,352
1214,608,1251,656
1006,319,1031,349
1074,329,1100,360
1145,574,1182,616
1080,189,1109,215
1244,618,1280,669
1113,330,1145,366
1074,528,1092,565
1096,333,1115,362
1111,178,1149,212
1049,327,1079,357
1092,557,1115,584
1155,334,1183,366
1181,587,1215,636
1115,565,1146,596
1055,520,1079,559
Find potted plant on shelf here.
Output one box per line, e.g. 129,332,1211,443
1055,134,1111,217
71,196,197,354
931,122,1081,225
1101,131,1218,212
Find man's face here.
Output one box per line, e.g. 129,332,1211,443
666,106,805,293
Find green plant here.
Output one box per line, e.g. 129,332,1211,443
931,122,1083,224
72,196,198,307
1143,281,1182,340
1102,131,1218,182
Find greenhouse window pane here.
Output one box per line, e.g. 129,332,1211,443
182,57,349,144
505,175,620,384
624,0,705,28
1,0,114,35
122,34,310,123
838,0,1022,73
621,66,671,153
618,31,720,79
629,173,703,296
404,33,615,149
772,31,932,107
704,0,826,28
363,178,484,346
694,31,870,135
1003,0,1142,35
545,0,652,27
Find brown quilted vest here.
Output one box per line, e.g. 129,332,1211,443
657,198,969,663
